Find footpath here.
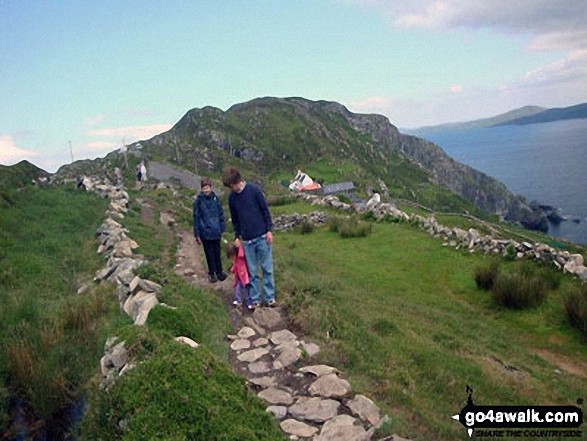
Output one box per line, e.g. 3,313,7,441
173,225,410,441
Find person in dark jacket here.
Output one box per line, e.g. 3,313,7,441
222,167,275,309
193,177,227,283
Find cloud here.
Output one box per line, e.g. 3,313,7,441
449,84,464,93
523,49,587,86
0,135,38,165
345,0,587,52
87,123,172,141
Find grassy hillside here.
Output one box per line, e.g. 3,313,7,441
271,202,587,440
0,185,115,438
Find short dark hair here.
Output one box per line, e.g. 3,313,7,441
222,168,243,187
201,176,211,189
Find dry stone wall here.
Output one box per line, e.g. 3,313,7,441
294,193,587,283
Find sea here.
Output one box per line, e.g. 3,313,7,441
414,119,587,246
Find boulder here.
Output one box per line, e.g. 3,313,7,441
288,397,340,423
309,373,352,398
258,388,294,405
280,419,318,438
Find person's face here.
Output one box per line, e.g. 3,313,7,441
202,185,212,196
228,182,240,193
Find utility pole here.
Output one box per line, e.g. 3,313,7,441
121,138,128,169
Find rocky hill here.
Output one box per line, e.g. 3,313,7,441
116,97,544,230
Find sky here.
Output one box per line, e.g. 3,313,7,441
1,0,586,172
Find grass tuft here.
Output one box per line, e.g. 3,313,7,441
563,283,587,336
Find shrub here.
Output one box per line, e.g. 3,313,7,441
474,261,500,291
491,272,546,309
295,220,315,235
328,216,372,238
361,211,377,222
504,244,516,261
563,284,587,336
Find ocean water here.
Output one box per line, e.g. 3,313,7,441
420,119,587,245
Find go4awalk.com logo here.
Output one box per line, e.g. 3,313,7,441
452,386,584,438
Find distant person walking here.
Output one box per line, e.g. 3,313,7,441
140,162,147,181
193,177,227,283
136,162,143,182
222,168,275,309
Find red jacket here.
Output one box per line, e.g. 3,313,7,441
231,246,249,287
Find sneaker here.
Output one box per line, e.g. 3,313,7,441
267,299,277,308
208,273,218,283
216,272,228,282
247,302,260,311
232,300,239,307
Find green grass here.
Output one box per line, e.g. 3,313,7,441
274,221,587,440
0,186,124,439
83,332,285,440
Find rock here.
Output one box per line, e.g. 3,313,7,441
274,347,302,369
267,405,287,419
237,348,269,363
119,362,136,376
253,307,284,330
238,326,256,339
269,329,298,345
175,336,199,349
299,365,338,377
348,394,381,425
110,342,127,368
129,276,141,294
366,193,381,209
131,292,159,326
300,341,321,357
252,337,270,347
274,340,300,352
230,339,252,351
288,397,340,423
258,388,294,405
113,240,133,258
280,419,318,438
309,374,352,398
138,279,162,293
248,376,278,388
315,414,369,441
243,317,267,336
249,361,272,375
100,354,113,376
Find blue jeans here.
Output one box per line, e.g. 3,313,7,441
242,234,275,304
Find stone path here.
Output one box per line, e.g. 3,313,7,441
173,229,411,441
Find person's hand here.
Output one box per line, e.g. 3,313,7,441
266,231,273,245
195,236,202,245
234,238,242,248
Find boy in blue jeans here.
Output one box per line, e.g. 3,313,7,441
222,168,275,310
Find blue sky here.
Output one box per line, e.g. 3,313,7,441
1,0,586,172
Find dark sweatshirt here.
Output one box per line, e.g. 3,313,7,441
193,191,226,240
228,183,272,241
